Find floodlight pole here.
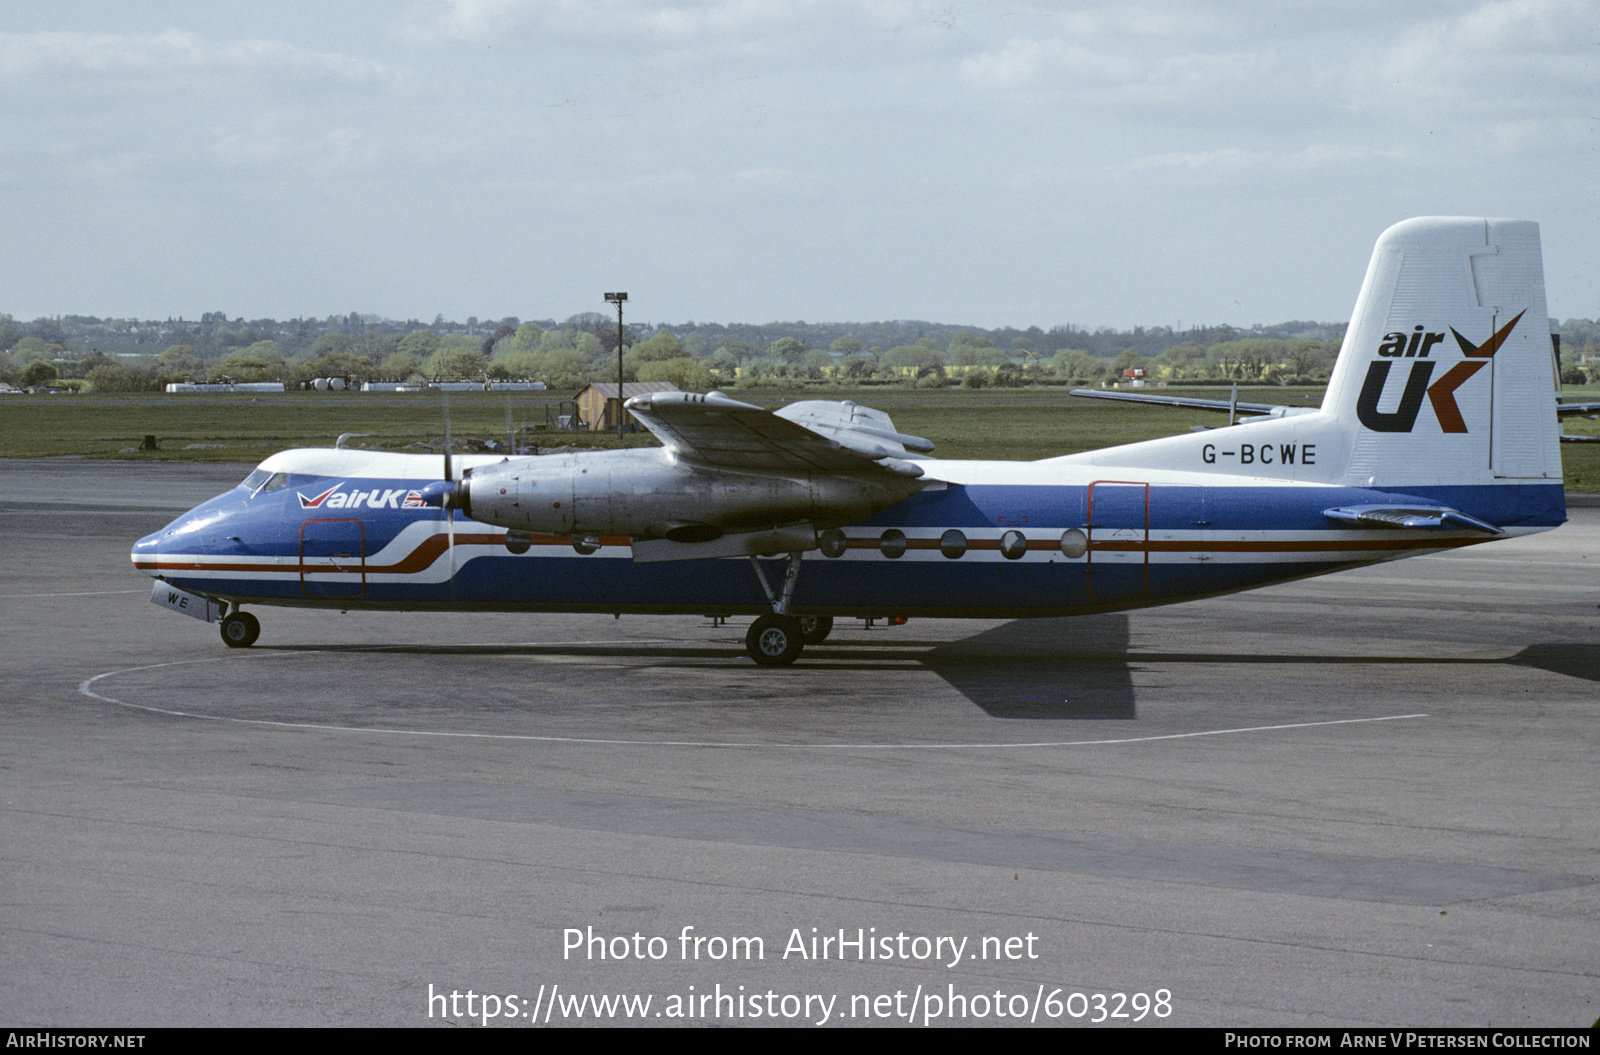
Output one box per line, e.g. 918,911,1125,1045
604,292,628,437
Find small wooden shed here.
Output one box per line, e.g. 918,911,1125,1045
573,381,680,431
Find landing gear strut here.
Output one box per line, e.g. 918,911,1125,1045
745,552,812,667
220,609,260,648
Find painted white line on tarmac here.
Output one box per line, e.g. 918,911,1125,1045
79,651,1428,750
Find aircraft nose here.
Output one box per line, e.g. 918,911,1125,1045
131,529,162,577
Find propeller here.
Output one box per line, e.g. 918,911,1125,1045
443,388,453,483
422,389,456,601
419,390,472,513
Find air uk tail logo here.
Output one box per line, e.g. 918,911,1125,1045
1355,311,1525,433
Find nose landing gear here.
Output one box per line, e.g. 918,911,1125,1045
220,610,260,648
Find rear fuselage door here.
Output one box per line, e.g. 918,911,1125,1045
1087,481,1149,602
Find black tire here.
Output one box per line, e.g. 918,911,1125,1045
797,615,834,645
220,611,260,648
746,614,804,667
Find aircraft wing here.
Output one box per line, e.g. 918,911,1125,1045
1556,400,1599,417
625,391,933,477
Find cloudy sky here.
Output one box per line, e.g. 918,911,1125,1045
2,1,1595,331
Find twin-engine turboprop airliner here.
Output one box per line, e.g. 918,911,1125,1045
133,217,1572,666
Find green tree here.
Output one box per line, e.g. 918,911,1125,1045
308,332,355,360
1051,348,1102,381
540,347,589,390
627,332,686,365
507,323,544,353
87,359,161,392
840,355,873,380
1283,338,1334,378
488,349,541,379
159,344,206,380
950,338,1006,367
1110,349,1148,375
9,336,63,365
425,339,487,381
717,336,756,362
380,351,419,379
638,357,714,391
882,344,944,371
20,360,59,387
768,337,805,364
211,341,284,382
948,330,995,355
397,330,442,360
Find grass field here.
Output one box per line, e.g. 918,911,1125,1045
3,384,1596,490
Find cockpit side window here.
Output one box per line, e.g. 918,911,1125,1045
243,470,289,497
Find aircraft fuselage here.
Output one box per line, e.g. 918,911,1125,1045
132,448,1563,621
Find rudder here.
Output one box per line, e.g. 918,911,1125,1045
1324,217,1561,489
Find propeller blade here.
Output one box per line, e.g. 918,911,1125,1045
441,387,457,600
446,505,457,602
443,388,453,482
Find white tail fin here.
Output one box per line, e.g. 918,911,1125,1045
1324,217,1561,486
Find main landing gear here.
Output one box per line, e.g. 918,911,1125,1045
798,615,834,645
746,614,804,667
220,608,260,648
743,552,833,667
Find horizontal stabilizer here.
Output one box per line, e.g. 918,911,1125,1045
1069,387,1291,416
1557,398,1597,440
1323,505,1502,534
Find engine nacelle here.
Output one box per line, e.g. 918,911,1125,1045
457,448,920,540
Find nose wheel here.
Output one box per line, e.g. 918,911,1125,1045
220,611,260,648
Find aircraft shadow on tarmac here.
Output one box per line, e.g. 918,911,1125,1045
1506,643,1600,684
264,615,1143,722
916,632,1599,720
257,624,1594,723
916,615,1137,720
